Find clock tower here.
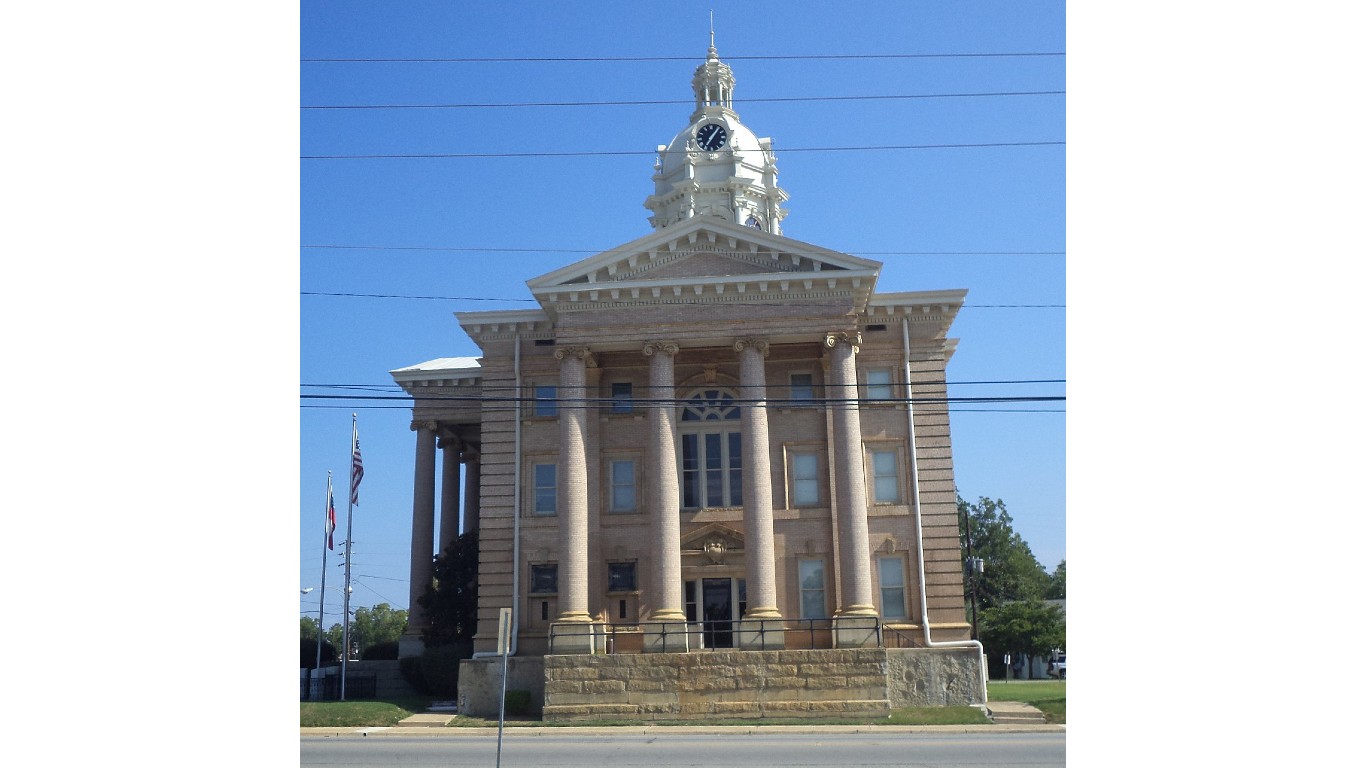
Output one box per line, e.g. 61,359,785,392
644,42,790,234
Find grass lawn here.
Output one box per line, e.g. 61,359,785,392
987,680,1066,723
300,697,430,728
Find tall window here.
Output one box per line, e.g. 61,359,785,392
790,452,820,507
609,459,636,513
534,384,558,417
799,559,826,619
870,449,901,504
610,382,633,414
533,463,557,515
788,373,815,406
878,556,908,619
680,389,743,508
866,369,893,400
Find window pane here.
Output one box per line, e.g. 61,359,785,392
867,369,893,400
531,564,557,594
705,433,722,507
534,385,558,417
534,463,556,514
727,431,743,506
611,382,632,414
879,557,907,619
682,434,700,508
799,559,825,619
790,373,814,405
608,562,636,591
792,453,818,506
610,460,635,512
872,450,899,503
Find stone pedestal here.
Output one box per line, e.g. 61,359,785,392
549,620,599,654
832,616,881,649
640,620,692,653
735,619,786,651
397,629,426,659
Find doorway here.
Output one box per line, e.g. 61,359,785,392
685,578,747,649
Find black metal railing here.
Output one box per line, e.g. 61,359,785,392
547,616,884,653
300,671,377,701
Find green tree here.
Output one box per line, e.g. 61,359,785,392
978,599,1066,671
1046,559,1066,599
301,616,319,639
419,530,480,648
349,603,408,656
958,495,1050,610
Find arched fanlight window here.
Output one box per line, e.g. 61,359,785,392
679,388,742,507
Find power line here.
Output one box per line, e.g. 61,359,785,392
302,52,1065,64
303,90,1064,110
302,140,1064,160
302,245,1064,256
300,290,1062,308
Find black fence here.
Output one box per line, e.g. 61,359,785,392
549,616,883,654
300,671,377,701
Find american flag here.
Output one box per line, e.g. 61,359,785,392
326,486,336,551
350,433,364,506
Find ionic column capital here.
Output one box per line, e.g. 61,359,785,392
410,420,439,433
733,337,770,357
554,345,595,366
642,341,680,357
823,331,862,352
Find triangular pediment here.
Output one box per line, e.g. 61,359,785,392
681,522,745,554
526,218,881,318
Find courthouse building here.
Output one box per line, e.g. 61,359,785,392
391,44,983,718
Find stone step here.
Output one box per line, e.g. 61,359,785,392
986,702,1047,725
396,713,456,727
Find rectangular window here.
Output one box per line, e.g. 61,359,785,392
681,431,743,508
789,373,815,406
533,463,557,515
791,452,820,507
607,562,637,592
611,382,633,414
530,564,557,594
866,369,893,400
534,384,558,417
879,556,908,619
870,449,901,504
799,559,826,619
609,459,637,513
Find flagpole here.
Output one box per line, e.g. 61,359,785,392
315,472,332,695
341,414,359,700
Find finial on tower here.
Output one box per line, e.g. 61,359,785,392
708,11,717,58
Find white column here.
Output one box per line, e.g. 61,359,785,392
438,435,461,554
735,337,781,619
643,342,685,621
826,332,876,617
554,346,593,623
407,421,438,633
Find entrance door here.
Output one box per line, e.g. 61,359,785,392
702,578,733,648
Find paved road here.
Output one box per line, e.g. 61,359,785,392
301,730,1066,767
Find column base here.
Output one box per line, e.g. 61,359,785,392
549,620,600,654
397,628,426,659
832,614,881,649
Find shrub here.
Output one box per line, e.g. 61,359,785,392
399,656,429,695
301,638,338,669
504,689,532,716
419,644,467,698
362,640,399,660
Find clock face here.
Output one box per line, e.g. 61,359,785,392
696,123,728,151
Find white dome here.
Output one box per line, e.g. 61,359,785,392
658,115,768,185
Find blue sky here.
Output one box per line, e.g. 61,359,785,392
299,1,1066,628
